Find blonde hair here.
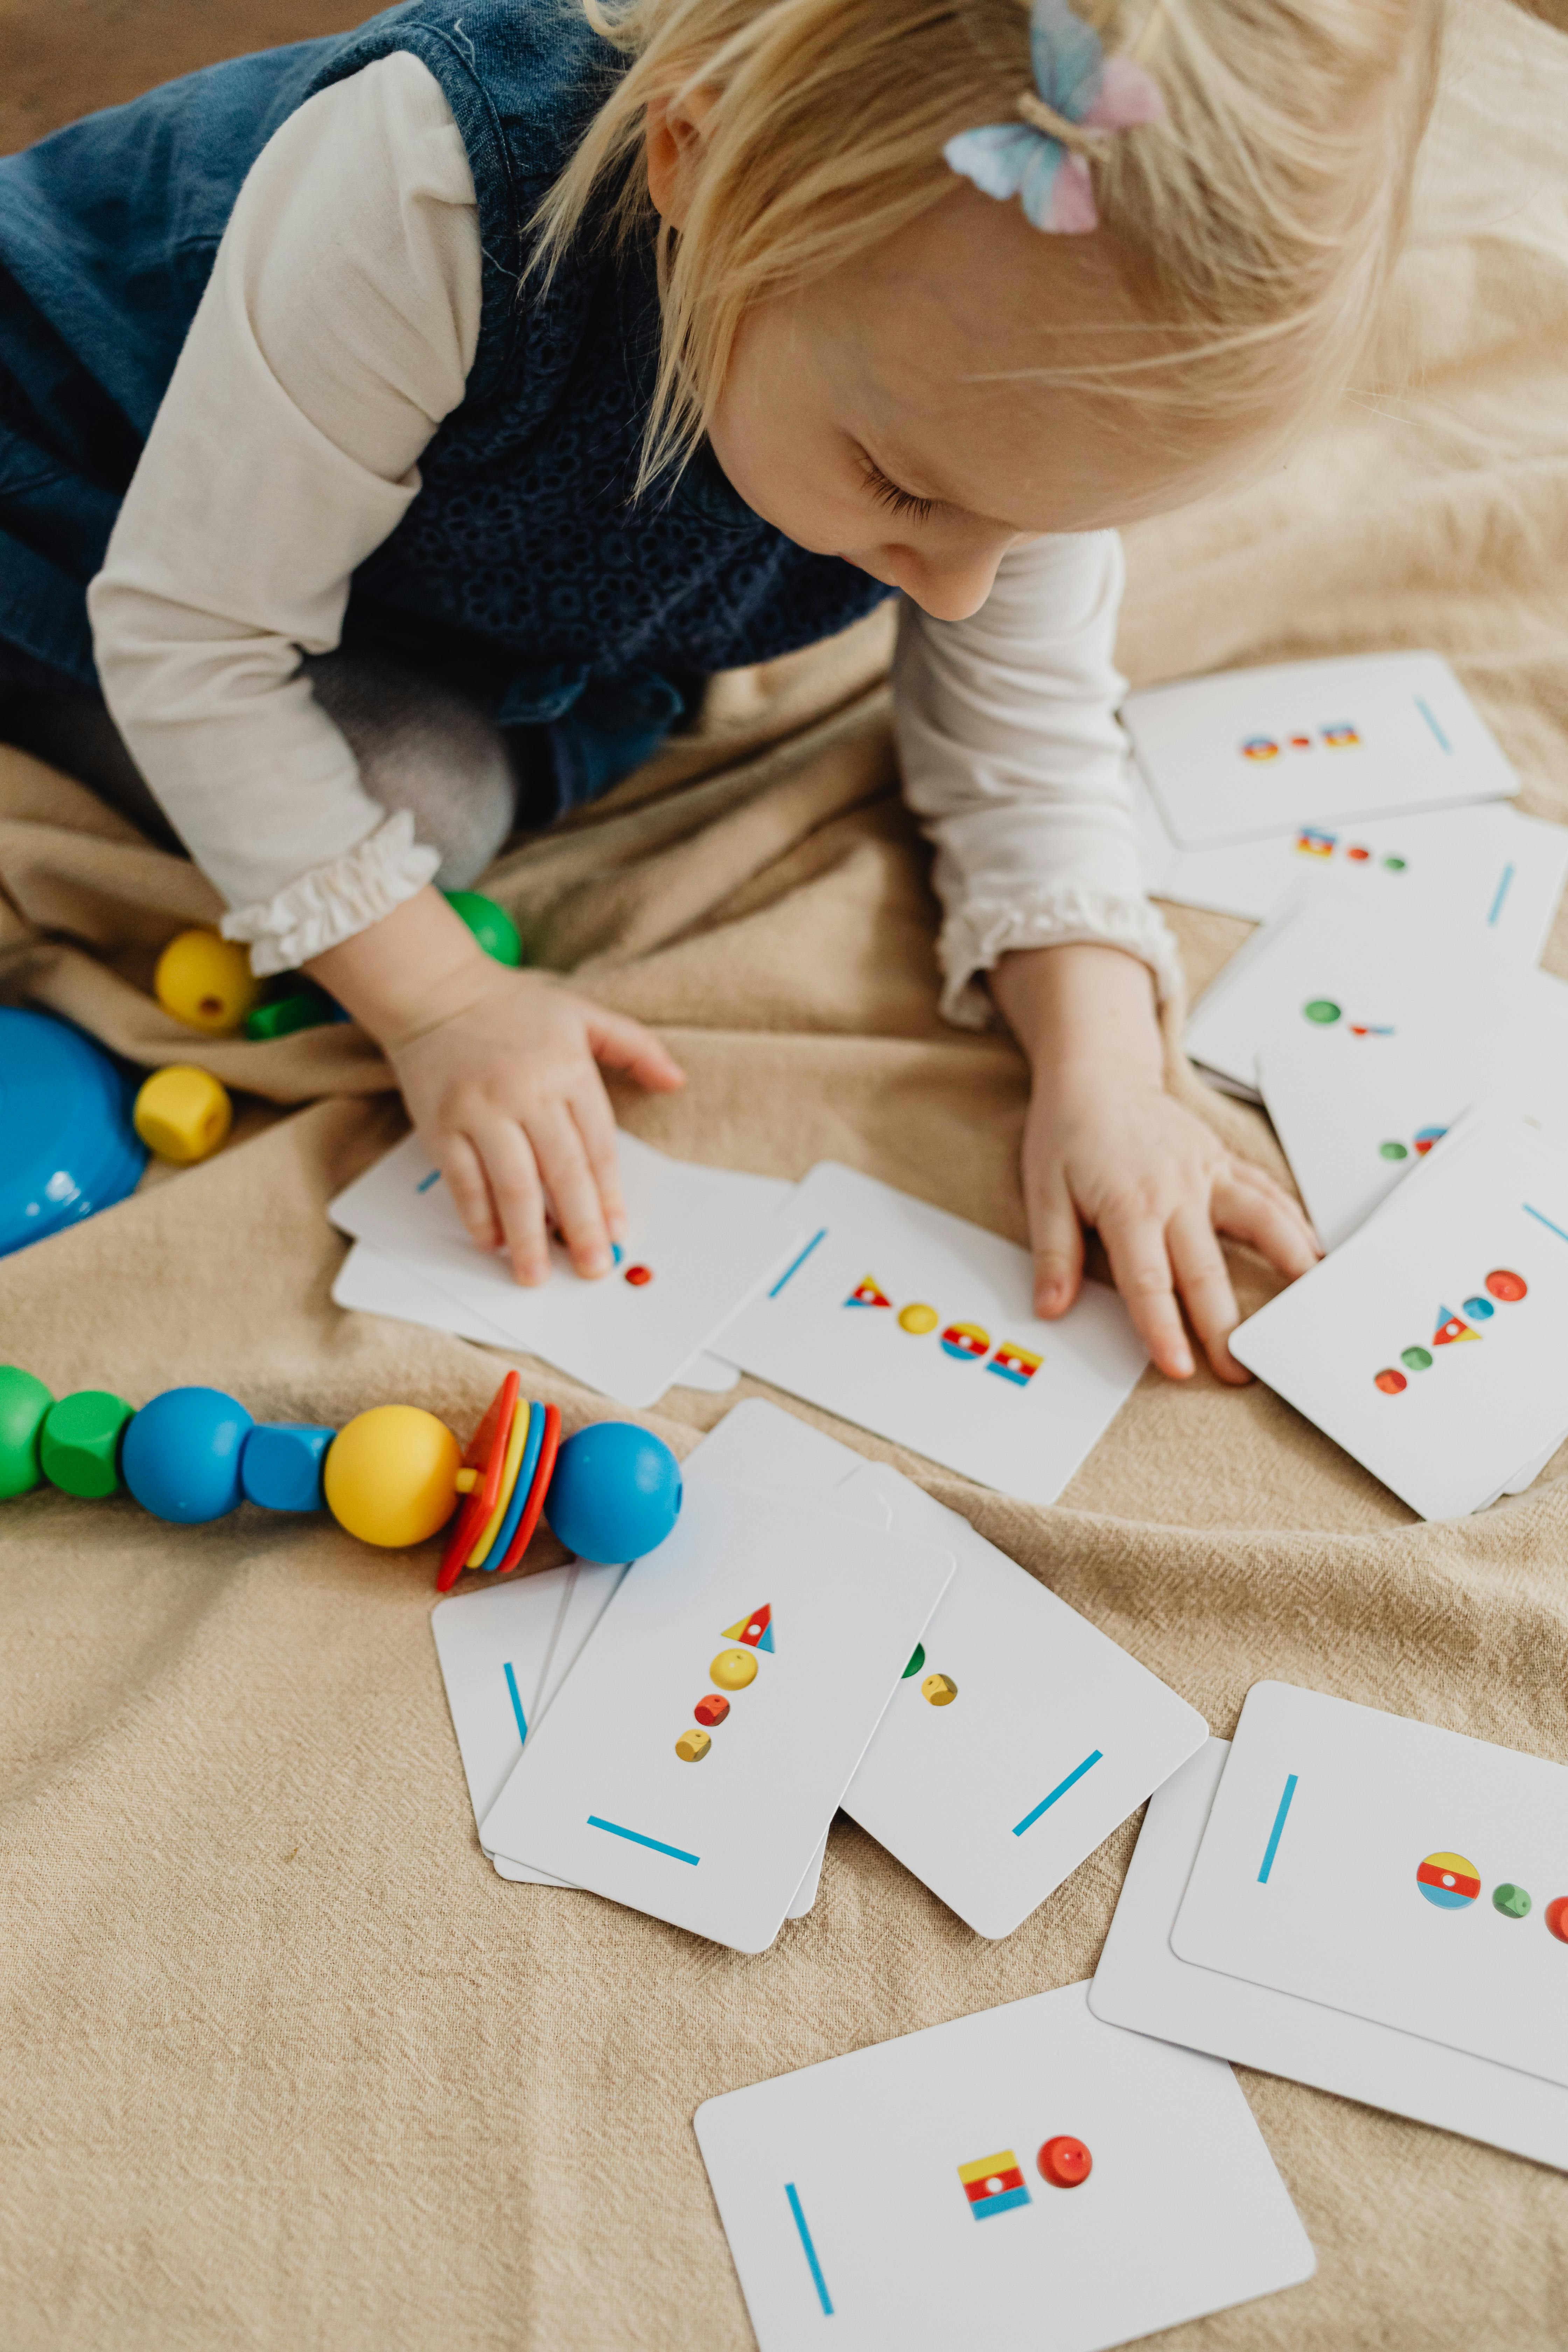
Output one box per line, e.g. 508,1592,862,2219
532,0,1444,492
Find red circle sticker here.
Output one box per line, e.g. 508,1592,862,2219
1485,1269,1527,1303
1037,2136,1093,2189
1545,1897,1568,1945
623,1263,654,1287
1374,1368,1407,1396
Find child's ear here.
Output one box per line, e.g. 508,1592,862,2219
645,82,719,228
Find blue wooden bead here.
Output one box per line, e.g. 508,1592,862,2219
122,1386,254,1524
544,1422,682,1563
240,1424,334,1512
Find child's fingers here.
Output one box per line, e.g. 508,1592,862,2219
569,1077,627,1244
439,1131,501,1254
475,1119,551,1286
1027,1171,1085,1318
585,1005,686,1094
1096,1204,1195,1379
1215,1164,1321,1274
528,1102,613,1278
1166,1204,1248,1385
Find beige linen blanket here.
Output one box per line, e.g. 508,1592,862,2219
4,5,1568,2344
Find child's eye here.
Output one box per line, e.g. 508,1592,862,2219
860,456,935,526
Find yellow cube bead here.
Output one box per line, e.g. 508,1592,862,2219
154,929,261,1033
133,1066,234,1164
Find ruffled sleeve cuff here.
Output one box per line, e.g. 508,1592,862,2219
219,809,441,976
937,884,1182,1030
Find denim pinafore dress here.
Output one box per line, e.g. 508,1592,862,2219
0,0,894,811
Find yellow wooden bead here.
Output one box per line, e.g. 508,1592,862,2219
323,1405,462,1548
133,1066,233,1164
154,928,261,1033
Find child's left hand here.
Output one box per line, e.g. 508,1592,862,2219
1019,1069,1320,1381
990,941,1321,1381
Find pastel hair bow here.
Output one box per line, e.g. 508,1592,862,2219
944,0,1164,235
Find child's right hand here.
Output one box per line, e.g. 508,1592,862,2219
304,887,685,1283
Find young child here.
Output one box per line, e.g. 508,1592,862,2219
0,0,1439,1378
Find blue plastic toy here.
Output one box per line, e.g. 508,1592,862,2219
0,1008,147,1258
544,1421,684,1563
240,1424,334,1513
121,1386,255,1524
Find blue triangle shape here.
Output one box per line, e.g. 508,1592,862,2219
756,1622,775,1653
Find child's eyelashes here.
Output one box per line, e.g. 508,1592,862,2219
859,454,936,527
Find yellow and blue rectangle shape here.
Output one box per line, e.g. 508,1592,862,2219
958,2150,1031,2220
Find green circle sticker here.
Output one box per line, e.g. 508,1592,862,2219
1379,1141,1409,1162
1303,999,1342,1025
1382,856,1407,872
1401,1346,1434,1372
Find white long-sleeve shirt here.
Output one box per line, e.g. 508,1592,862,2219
87,51,1177,1018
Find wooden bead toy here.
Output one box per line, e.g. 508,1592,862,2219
241,1425,334,1513
133,1066,233,1164
122,1386,254,1523
0,1364,681,1581
40,1390,134,1499
544,1420,684,1562
324,1406,463,1548
445,889,525,967
153,929,261,1033
0,1365,53,1498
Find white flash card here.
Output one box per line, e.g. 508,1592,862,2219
1172,1685,1568,2092
433,1562,576,1833
1183,884,1518,1098
1259,966,1568,1248
454,1400,884,1909
1230,1109,1568,1519
714,1163,1147,1506
837,1466,1206,1938
1136,780,1566,951
1090,1741,1568,2173
695,1980,1314,2352
329,1134,800,1408
479,1480,954,1951
1124,650,1516,850
333,1237,742,1391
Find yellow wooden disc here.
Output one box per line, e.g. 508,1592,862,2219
467,1398,532,1569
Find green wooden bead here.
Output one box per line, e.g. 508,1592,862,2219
0,1365,53,1499
40,1390,134,1499
244,985,337,1041
445,890,524,967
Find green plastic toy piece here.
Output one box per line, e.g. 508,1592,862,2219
40,1390,134,1499
244,983,338,1041
445,890,524,967
0,1365,53,1499
1493,1882,1532,1919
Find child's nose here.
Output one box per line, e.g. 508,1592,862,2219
879,540,1007,623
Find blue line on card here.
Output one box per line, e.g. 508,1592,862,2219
1012,1749,1103,1837
1258,1773,1298,1884
416,1169,442,1193
587,1815,700,1865
503,1661,527,1745
1524,1202,1568,1248
769,1228,828,1298
785,2183,834,2316
1487,864,1516,926
1415,696,1451,752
